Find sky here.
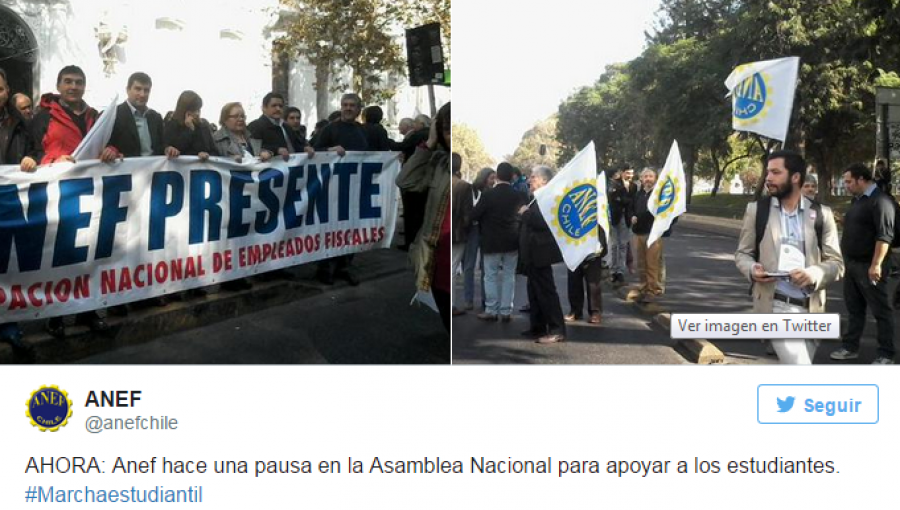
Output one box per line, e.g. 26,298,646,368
454,0,662,162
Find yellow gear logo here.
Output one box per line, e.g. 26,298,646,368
27,385,73,432
732,66,774,126
551,179,598,246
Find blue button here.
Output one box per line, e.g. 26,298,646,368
757,384,879,424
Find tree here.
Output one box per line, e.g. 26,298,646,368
278,0,451,112
507,117,560,172
452,123,494,181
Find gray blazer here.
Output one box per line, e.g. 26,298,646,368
213,128,262,159
735,197,844,313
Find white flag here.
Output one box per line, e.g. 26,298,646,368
596,171,611,250
647,140,687,247
72,93,118,161
534,142,601,271
724,56,799,142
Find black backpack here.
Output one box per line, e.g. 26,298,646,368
753,196,823,261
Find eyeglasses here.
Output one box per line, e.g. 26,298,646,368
228,114,246,119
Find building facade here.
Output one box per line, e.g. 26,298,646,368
0,0,446,132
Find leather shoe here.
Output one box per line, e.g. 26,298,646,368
520,328,543,338
564,313,581,322
477,313,498,321
536,333,565,344
588,313,602,324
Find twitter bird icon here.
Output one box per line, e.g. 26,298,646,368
777,396,795,413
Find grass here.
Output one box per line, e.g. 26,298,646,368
689,193,853,219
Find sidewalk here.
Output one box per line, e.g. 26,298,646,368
0,249,412,364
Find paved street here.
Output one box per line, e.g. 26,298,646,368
453,220,898,365
452,264,685,366
2,249,449,364
78,271,448,364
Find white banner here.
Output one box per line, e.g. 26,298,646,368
647,140,687,247
0,152,400,320
534,142,601,271
724,56,800,142
72,94,118,161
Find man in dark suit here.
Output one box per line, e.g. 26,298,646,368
106,72,179,314
248,92,314,161
520,166,566,343
107,72,179,159
470,162,524,321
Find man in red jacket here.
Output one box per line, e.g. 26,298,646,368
28,65,116,337
30,65,118,165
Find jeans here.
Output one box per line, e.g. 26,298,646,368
451,243,466,308
463,228,482,305
610,218,631,276
483,251,518,316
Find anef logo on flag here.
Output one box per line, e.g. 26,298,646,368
725,57,800,143
535,142,604,271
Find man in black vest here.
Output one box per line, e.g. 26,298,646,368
832,163,897,364
107,72,179,159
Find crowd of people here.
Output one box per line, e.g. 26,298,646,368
0,64,451,348
451,160,672,345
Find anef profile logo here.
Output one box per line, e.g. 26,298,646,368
27,385,73,432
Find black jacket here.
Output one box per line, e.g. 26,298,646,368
107,102,165,157
390,128,428,160
0,107,33,164
842,186,896,262
363,123,392,151
471,183,524,254
452,177,473,244
631,187,655,235
163,118,219,157
247,115,307,154
609,178,637,225
520,201,563,268
313,120,369,151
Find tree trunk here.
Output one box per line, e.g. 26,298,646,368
684,145,696,205
753,137,777,200
315,64,330,123
711,150,722,197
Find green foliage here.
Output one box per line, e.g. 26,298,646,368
507,117,560,172
452,123,494,182
556,0,900,199
278,0,451,105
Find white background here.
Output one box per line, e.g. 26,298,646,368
0,366,896,508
